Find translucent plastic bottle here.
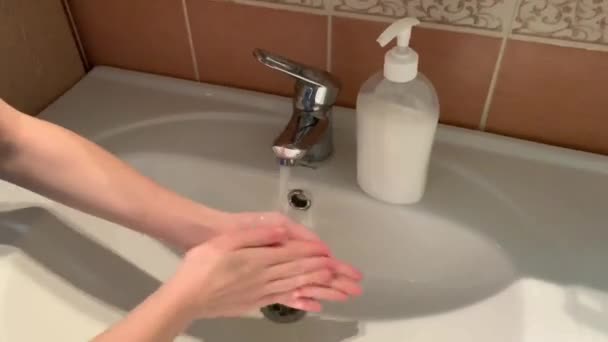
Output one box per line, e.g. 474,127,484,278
356,18,440,204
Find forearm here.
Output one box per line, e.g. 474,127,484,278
0,101,222,248
93,281,196,342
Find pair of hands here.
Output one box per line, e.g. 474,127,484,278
165,212,363,319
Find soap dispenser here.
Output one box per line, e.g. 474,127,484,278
356,17,439,204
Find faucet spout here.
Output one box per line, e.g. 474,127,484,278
272,110,331,164
253,48,340,165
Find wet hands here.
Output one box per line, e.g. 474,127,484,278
215,211,363,301
166,224,362,319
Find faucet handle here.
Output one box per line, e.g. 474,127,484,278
253,48,340,110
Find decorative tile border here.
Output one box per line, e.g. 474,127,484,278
245,0,325,9
330,0,514,31
512,0,608,45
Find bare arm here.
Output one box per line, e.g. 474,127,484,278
0,99,362,340
93,281,196,342
0,99,222,248
0,100,363,285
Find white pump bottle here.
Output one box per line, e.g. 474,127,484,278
356,18,439,204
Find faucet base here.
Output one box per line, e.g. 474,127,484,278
278,158,297,167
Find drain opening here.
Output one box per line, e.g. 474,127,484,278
288,189,311,210
261,304,306,323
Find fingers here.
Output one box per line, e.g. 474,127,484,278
264,269,333,295
284,221,320,242
264,257,332,282
245,212,285,229
285,298,322,312
293,286,349,302
255,295,323,313
248,211,321,242
328,275,363,297
261,258,363,299
256,240,330,266
216,226,287,250
331,259,363,281
260,246,362,279
247,212,292,232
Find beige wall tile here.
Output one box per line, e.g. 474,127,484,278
487,40,608,155
187,0,327,97
332,0,516,32
0,0,84,114
513,0,608,46
69,0,196,80
332,17,501,128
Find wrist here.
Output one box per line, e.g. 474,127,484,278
154,278,202,325
135,200,226,250
173,204,227,247
160,268,219,320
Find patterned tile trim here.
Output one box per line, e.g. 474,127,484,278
513,0,608,45
245,0,325,9
330,0,514,31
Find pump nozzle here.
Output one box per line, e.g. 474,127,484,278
376,17,420,83
377,17,420,48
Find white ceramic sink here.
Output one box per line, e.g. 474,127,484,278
1,67,607,341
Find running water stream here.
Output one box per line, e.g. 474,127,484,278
261,165,313,323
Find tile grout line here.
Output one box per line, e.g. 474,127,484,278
62,0,89,70
510,33,608,52
182,0,201,81
479,0,522,131
236,0,325,15
478,37,507,131
325,0,338,72
326,15,333,72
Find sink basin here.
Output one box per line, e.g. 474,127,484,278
1,66,607,341
96,111,519,322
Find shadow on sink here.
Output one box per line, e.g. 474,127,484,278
188,316,359,342
0,207,361,341
0,207,160,311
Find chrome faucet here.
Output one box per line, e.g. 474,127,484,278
253,49,341,166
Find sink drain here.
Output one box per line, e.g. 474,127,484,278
288,189,311,210
261,304,306,323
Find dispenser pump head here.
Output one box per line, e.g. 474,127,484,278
377,17,420,83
